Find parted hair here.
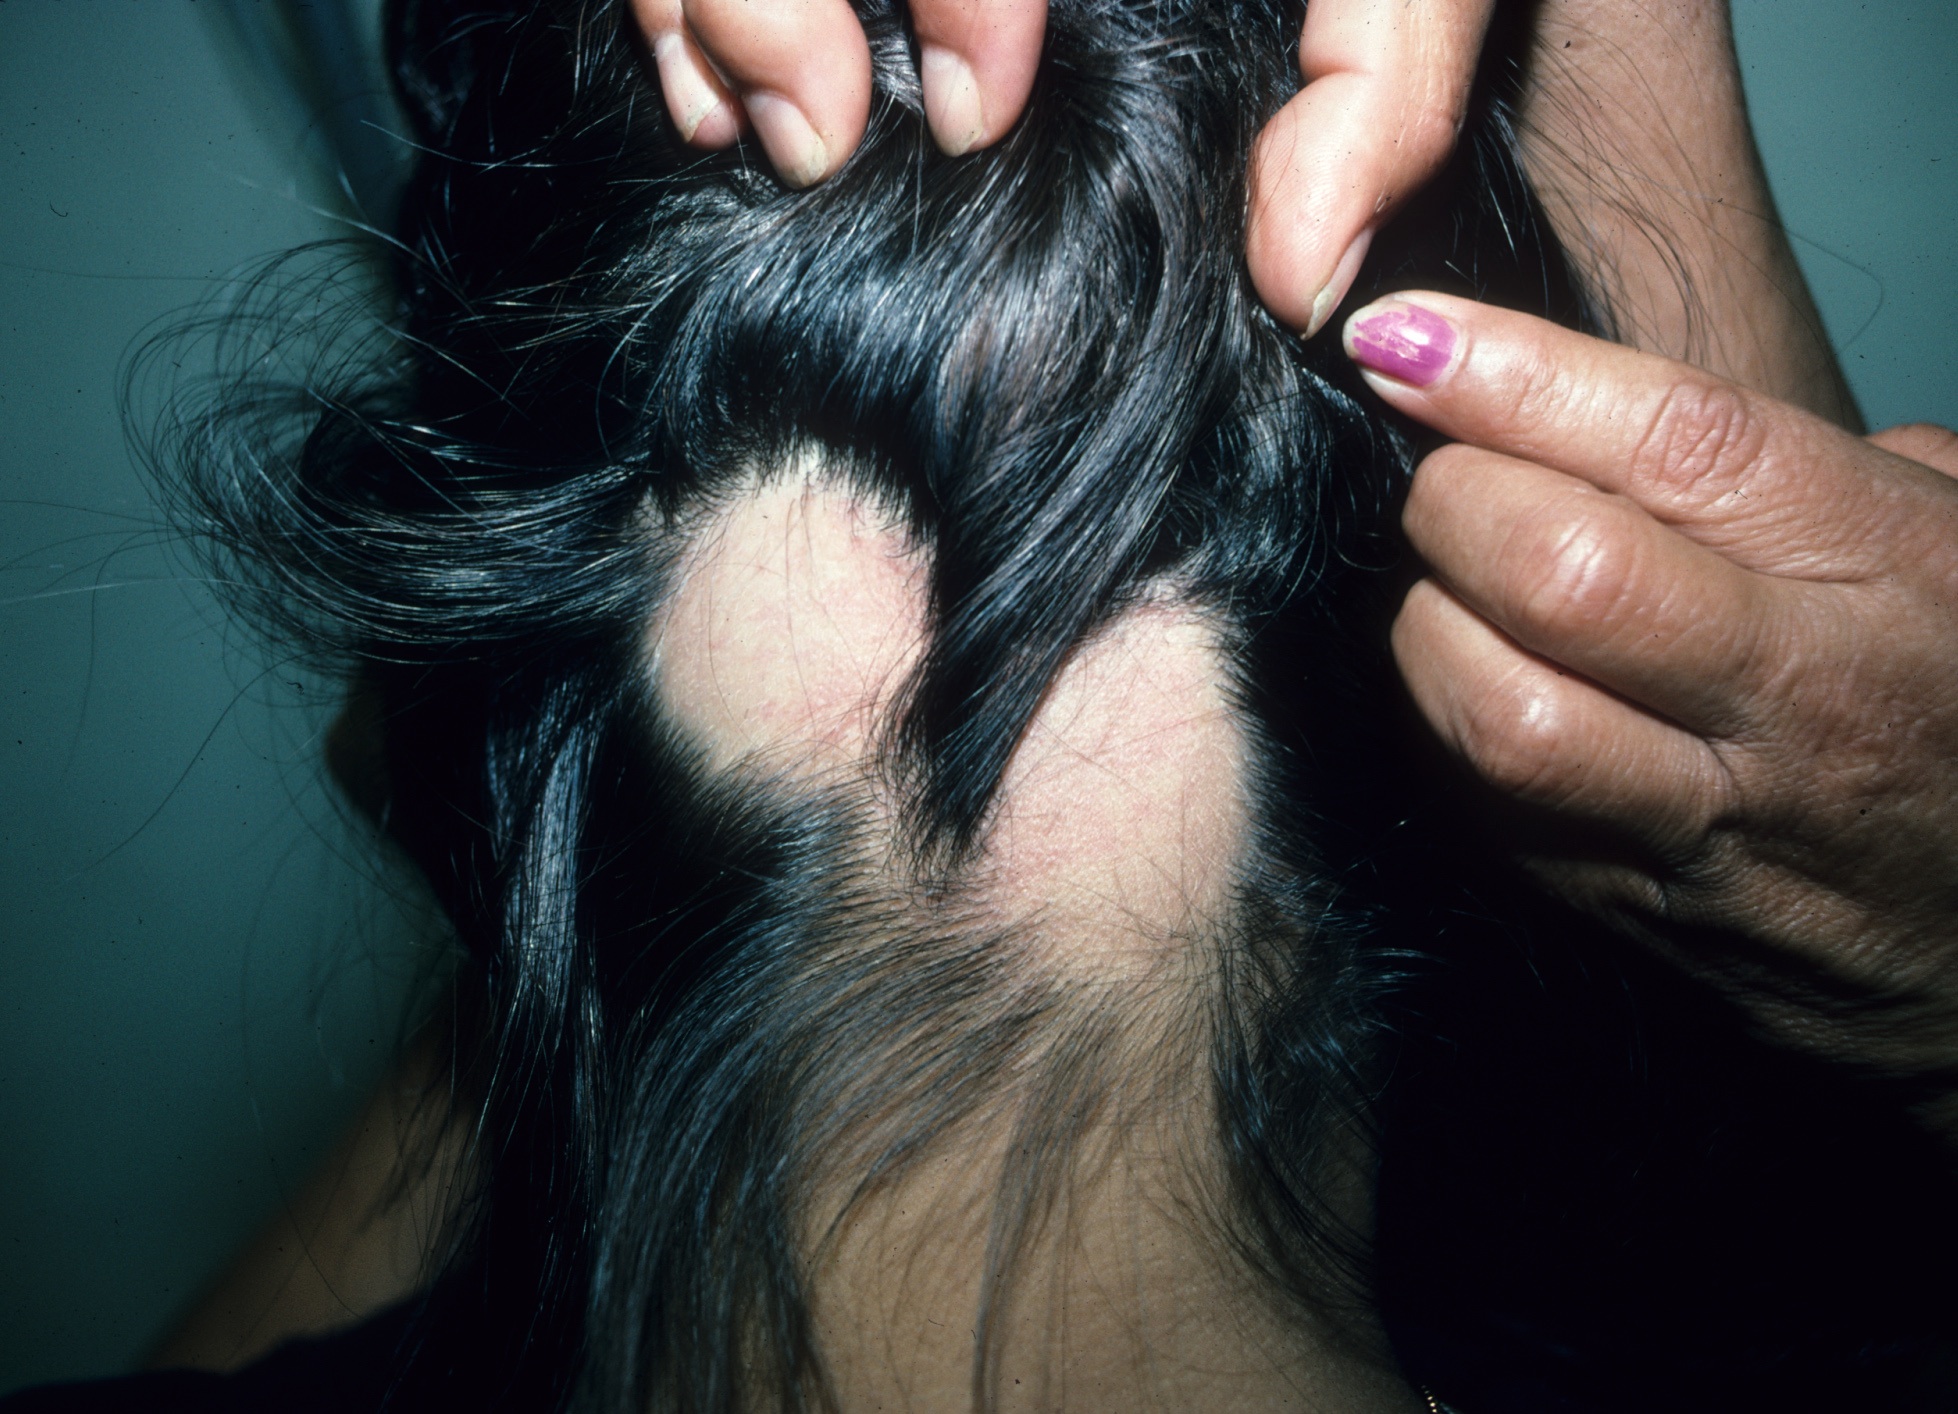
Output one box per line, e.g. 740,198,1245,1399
151,0,1958,1409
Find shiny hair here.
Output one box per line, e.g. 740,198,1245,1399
152,0,1958,1409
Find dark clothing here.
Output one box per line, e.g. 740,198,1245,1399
1,1304,417,1414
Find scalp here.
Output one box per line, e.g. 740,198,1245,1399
649,463,1249,970
651,465,930,780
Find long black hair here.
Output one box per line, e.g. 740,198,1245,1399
152,0,1958,1409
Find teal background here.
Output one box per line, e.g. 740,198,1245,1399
1,0,1953,1395
0,0,427,1390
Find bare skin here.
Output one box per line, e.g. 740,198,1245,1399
155,0,1952,1379
649,468,1416,1410
654,0,1958,1114
148,1029,463,1371
1347,292,1958,1098
652,470,1248,974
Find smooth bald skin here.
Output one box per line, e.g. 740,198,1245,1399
652,470,931,776
643,468,1418,1410
984,600,1245,962
649,468,1248,954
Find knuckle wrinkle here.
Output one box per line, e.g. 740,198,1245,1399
1510,503,1641,643
1453,668,1573,807
1628,380,1766,507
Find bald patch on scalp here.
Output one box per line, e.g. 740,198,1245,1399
983,599,1246,964
640,470,1318,1407
651,469,930,780
647,466,1248,956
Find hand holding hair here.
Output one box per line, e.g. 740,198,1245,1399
624,0,1852,426
627,0,1043,182
1348,292,1958,1102
626,0,1497,317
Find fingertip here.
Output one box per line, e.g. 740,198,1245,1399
1243,98,1312,328
920,45,985,156
690,99,743,150
1341,296,1462,388
1303,228,1371,339
1389,578,1501,754
1398,441,1479,553
1390,576,1453,670
911,0,1046,153
1252,0,1495,333
680,0,871,183
1244,85,1380,333
652,31,741,147
744,91,832,187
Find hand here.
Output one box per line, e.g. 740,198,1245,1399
1344,292,1958,1087
626,0,1044,184
623,0,1500,325
623,0,1853,426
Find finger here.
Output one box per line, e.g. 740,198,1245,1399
1341,294,1917,576
676,0,873,187
1392,578,1730,851
1404,445,1778,736
1869,422,1958,480
1246,0,1494,336
631,0,744,148
909,0,1047,156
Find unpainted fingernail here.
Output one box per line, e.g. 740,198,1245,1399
653,34,728,144
1303,229,1373,339
1343,299,1458,387
920,45,985,156
745,91,830,187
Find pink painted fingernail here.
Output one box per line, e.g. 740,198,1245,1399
1343,301,1458,387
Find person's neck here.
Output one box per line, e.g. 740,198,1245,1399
800,1075,1420,1412
654,472,1425,1410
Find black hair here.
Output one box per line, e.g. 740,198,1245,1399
151,0,1958,1410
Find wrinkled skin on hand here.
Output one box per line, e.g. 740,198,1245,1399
1349,292,1958,1097
622,0,1958,1125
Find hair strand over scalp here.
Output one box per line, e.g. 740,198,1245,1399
139,0,1958,1410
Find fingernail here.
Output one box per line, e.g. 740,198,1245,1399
745,91,830,187
1343,300,1458,387
1303,229,1373,339
653,34,730,144
920,45,985,156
